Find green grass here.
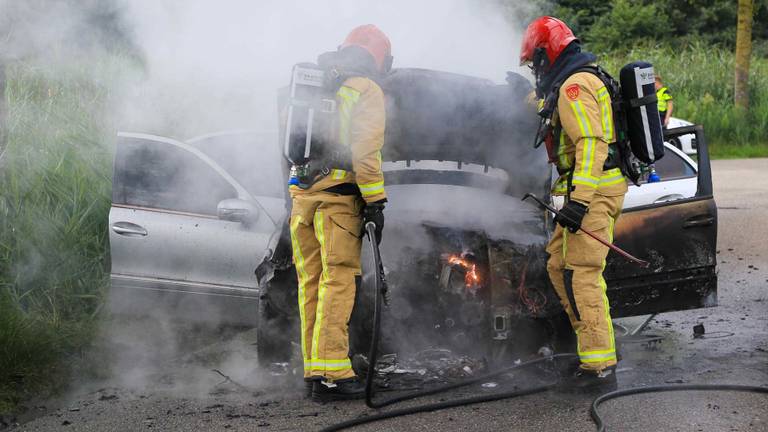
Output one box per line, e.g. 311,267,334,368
0,59,120,412
709,143,768,159
599,42,768,153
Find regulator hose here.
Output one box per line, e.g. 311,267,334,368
591,384,768,432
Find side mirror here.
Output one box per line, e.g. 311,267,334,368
217,198,259,225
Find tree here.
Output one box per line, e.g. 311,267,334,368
550,0,612,37
0,62,5,159
735,0,753,109
585,0,671,53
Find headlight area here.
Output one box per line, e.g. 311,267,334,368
369,224,560,367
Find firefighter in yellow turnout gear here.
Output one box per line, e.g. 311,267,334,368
289,25,391,402
520,17,627,392
545,69,627,372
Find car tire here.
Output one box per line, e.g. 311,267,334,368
349,274,378,358
546,312,577,354
257,270,298,366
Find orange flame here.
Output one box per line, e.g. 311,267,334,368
447,254,481,288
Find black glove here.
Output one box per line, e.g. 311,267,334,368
362,201,385,245
556,200,588,233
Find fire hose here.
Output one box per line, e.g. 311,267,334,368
318,223,768,432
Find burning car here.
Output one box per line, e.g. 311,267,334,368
108,68,717,364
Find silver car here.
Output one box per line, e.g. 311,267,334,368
108,131,287,326
109,68,718,364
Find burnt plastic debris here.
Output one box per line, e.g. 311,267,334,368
537,346,554,357
693,323,706,338
269,362,290,376
354,349,488,389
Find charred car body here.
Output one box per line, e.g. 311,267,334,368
108,68,718,363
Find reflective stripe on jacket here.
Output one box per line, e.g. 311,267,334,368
553,71,628,204
290,76,387,203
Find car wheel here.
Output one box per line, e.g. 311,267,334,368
546,312,577,354
349,274,379,357
257,270,298,365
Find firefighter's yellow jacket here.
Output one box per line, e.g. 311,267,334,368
289,76,387,203
551,72,628,204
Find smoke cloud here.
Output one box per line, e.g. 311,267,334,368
110,0,544,386
2,0,548,397
118,0,530,135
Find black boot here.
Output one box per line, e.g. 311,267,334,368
351,354,369,380
312,377,366,402
304,378,314,399
554,356,581,378
558,366,617,394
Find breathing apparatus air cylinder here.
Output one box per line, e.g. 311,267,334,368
618,62,665,164
283,63,338,188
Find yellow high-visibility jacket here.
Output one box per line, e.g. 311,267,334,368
656,86,672,112
551,71,628,204
290,76,387,204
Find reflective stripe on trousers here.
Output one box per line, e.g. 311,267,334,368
290,192,363,380
572,216,616,365
545,193,624,371
291,216,312,363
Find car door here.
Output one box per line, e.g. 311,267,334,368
605,125,717,317
623,143,698,208
109,133,286,325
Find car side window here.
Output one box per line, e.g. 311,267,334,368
189,133,284,199
114,139,238,215
645,151,696,182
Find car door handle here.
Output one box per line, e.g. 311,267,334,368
654,194,684,204
683,215,715,228
111,222,148,237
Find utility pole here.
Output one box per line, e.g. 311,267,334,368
0,61,6,159
734,0,753,109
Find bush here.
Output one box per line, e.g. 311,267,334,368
0,59,118,412
586,0,672,52
597,42,768,153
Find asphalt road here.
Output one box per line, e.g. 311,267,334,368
15,159,768,432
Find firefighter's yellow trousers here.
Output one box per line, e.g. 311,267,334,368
290,191,364,381
546,193,624,371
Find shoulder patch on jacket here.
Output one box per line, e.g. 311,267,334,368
565,84,580,100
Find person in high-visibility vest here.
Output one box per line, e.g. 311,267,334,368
655,74,673,128
289,24,391,402
520,16,627,393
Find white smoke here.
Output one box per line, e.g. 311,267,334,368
119,0,529,135
2,0,544,396
107,0,540,390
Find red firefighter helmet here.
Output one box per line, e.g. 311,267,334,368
340,24,393,73
519,16,578,67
